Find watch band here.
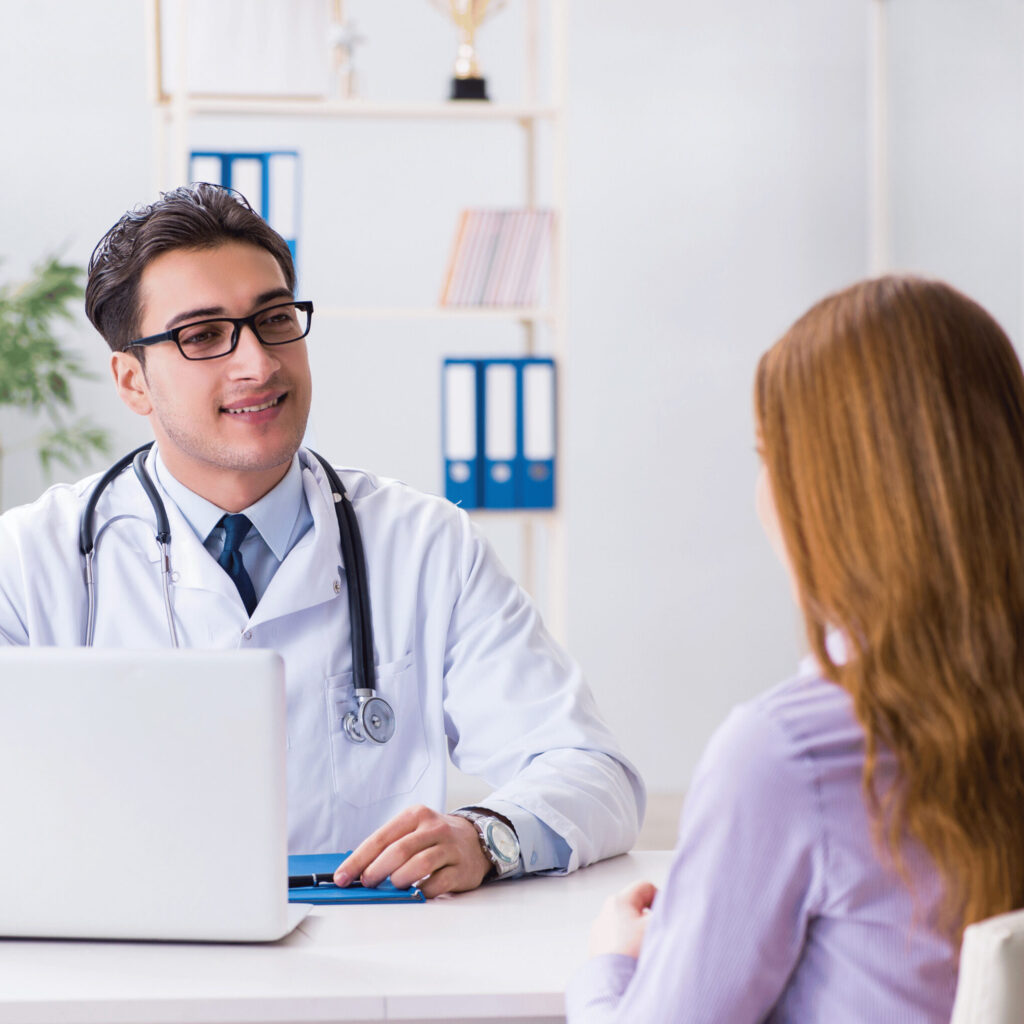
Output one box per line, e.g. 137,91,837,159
451,808,522,879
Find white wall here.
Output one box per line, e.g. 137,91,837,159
0,0,153,506
565,1,869,789
2,2,1014,794
887,0,1024,340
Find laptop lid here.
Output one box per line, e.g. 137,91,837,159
0,647,307,942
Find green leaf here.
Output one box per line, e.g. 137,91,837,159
0,256,111,476
47,371,71,405
36,419,110,475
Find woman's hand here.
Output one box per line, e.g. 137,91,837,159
588,879,658,959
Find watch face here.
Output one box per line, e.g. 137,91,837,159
485,820,519,864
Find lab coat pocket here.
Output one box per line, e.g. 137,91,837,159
324,652,430,807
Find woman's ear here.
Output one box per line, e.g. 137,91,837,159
110,350,153,416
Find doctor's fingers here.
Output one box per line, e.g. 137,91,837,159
417,862,483,899
359,835,445,890
362,815,488,892
383,812,490,892
386,830,491,896
337,803,437,885
396,815,491,894
387,844,465,893
343,805,455,887
361,816,479,889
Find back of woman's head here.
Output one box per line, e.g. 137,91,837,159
756,275,1024,941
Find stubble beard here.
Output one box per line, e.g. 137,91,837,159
155,400,310,477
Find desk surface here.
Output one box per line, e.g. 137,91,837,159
0,851,672,1024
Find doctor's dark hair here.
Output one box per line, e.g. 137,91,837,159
85,183,296,354
755,275,1024,945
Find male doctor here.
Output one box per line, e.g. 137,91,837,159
0,184,644,896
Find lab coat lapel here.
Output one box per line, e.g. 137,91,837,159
248,460,345,624
124,448,345,623
159,491,242,608
132,448,250,610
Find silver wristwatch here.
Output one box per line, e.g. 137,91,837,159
452,808,522,879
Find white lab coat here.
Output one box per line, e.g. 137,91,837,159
0,449,644,867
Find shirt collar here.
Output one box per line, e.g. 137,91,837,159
152,450,305,562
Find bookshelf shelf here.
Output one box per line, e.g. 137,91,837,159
316,306,554,323
468,508,558,523
156,98,560,122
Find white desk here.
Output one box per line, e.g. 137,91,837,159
0,851,671,1024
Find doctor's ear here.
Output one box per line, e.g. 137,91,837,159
110,350,153,416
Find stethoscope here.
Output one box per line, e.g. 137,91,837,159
78,441,396,745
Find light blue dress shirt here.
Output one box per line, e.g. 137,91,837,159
153,451,570,876
154,453,312,603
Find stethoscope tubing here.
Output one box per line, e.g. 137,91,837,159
78,443,154,558
132,449,179,648
80,442,156,647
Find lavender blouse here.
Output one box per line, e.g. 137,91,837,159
566,666,958,1023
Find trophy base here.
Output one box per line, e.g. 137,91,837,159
450,76,489,101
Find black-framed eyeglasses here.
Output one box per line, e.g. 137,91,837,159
125,300,314,361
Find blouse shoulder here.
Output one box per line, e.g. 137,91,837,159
695,671,853,798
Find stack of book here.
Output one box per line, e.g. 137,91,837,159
439,209,553,308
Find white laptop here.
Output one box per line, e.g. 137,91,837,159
0,647,309,942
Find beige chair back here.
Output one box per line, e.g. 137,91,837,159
950,906,1024,1023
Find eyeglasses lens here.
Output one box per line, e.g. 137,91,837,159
177,303,309,360
178,320,236,359
255,305,305,344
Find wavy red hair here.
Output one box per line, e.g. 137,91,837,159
756,276,1024,940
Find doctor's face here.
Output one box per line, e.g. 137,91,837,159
112,241,312,508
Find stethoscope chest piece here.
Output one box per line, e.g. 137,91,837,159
343,692,396,744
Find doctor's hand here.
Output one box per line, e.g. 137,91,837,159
588,880,658,960
335,804,491,898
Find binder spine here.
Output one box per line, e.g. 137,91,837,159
442,360,482,509
517,358,556,509
189,153,226,187
482,360,518,508
267,152,300,271
189,150,301,276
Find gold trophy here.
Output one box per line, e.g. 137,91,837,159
431,0,506,101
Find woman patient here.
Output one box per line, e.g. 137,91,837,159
568,276,1024,1022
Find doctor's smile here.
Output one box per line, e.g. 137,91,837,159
221,393,287,417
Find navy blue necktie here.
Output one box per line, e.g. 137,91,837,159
217,514,258,617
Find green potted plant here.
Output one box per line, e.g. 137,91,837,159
0,256,111,509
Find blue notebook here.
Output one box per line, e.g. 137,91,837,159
288,852,425,904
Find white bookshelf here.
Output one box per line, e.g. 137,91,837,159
163,99,559,121
146,0,570,641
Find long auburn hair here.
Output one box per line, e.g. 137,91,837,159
755,275,1024,941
